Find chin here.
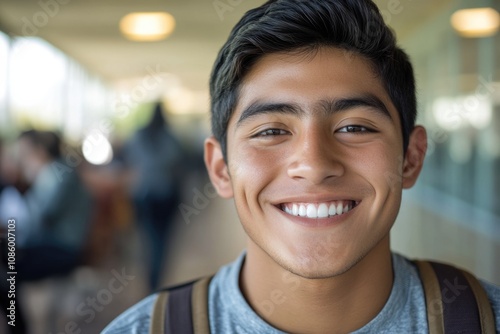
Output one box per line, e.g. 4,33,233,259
274,246,363,280
281,260,355,280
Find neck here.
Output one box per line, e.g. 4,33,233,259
240,237,393,334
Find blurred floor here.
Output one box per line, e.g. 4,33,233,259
0,175,246,334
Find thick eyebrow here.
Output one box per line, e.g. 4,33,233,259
236,93,392,127
320,94,392,121
236,102,304,126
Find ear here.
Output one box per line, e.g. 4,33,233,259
402,126,427,189
204,136,233,198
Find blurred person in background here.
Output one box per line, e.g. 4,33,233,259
0,138,30,234
15,130,93,271
0,138,29,334
0,130,93,334
121,102,186,291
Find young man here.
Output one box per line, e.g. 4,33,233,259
103,0,500,332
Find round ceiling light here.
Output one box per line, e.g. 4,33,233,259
451,7,500,38
120,12,176,41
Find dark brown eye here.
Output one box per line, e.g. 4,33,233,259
337,125,371,133
258,129,288,136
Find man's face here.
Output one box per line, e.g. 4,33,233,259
206,47,426,279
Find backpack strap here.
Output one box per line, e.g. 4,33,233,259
414,260,495,334
460,270,496,333
151,289,169,334
191,276,212,333
150,276,213,334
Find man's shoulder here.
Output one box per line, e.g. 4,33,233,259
101,293,156,334
482,279,500,299
393,253,500,330
480,279,500,323
101,254,242,333
394,254,500,299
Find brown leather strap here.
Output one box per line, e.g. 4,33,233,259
461,270,496,333
150,291,169,334
416,260,496,333
150,276,213,334
415,260,444,334
191,276,213,334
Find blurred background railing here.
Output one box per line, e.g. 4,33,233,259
0,0,498,333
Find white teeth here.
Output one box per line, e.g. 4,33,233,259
299,205,306,217
328,204,336,216
317,203,329,218
306,204,317,218
282,201,356,218
336,203,343,215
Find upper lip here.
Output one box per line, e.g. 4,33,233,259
272,194,361,206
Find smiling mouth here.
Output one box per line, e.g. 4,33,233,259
279,200,359,219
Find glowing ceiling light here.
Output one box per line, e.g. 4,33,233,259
120,12,175,41
451,7,500,38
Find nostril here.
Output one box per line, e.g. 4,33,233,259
287,161,344,184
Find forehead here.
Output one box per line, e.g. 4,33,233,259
234,47,396,120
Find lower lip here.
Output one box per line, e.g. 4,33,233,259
274,204,358,228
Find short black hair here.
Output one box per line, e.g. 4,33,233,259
209,0,416,158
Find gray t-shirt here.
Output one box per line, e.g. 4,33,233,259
102,253,500,333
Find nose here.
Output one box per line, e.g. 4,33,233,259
287,129,344,184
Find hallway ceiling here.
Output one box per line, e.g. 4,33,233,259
0,0,452,91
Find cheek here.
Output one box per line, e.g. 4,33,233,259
229,144,284,188
361,135,403,178
372,149,404,227
228,146,283,232
346,141,403,212
347,140,401,176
